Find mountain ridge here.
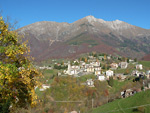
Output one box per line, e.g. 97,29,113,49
17,15,150,61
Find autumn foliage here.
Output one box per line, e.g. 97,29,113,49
0,17,41,111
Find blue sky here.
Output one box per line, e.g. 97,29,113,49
0,0,150,29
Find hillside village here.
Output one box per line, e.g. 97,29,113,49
38,53,150,95
6,48,148,113
33,53,150,112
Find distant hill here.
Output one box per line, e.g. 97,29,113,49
17,16,150,61
141,54,150,61
92,90,150,113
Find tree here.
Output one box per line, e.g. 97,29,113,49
108,77,114,87
124,69,129,75
74,61,79,65
127,58,130,63
81,57,85,62
134,58,137,62
0,17,41,110
93,54,97,58
104,54,107,60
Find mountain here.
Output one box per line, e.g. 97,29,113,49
18,16,150,61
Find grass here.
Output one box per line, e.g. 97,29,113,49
35,69,58,97
78,74,96,82
138,61,150,69
92,90,150,113
115,63,135,74
109,80,131,94
35,87,43,97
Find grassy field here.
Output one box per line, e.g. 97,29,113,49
139,61,150,69
109,79,131,94
35,69,58,97
92,90,150,113
78,74,96,82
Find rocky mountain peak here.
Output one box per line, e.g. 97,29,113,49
114,19,123,24
81,16,132,30
85,15,97,22
84,15,105,23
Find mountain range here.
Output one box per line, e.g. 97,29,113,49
18,16,150,61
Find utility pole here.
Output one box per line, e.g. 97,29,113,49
92,98,94,108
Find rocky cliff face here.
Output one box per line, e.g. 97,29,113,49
18,16,150,61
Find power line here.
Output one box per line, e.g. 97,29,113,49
54,101,83,103
118,99,126,113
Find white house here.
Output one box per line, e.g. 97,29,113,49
94,66,101,71
110,63,118,69
86,79,94,87
115,74,126,80
80,61,86,66
87,66,94,73
90,61,100,67
99,56,104,60
107,56,111,60
39,84,50,91
70,70,77,75
119,62,128,69
67,62,80,75
136,64,143,70
146,70,150,75
70,111,78,113
106,70,114,78
98,74,105,81
132,70,141,77
129,59,134,62
146,70,150,79
95,70,101,75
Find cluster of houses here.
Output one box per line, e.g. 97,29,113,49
37,55,150,92
64,60,109,81
63,58,128,81
62,56,150,88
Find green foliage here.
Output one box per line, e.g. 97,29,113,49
93,54,97,58
118,57,122,61
74,61,79,65
81,57,85,61
108,77,114,87
45,76,90,112
134,58,137,62
127,58,130,63
35,76,109,112
54,64,67,70
0,97,11,113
